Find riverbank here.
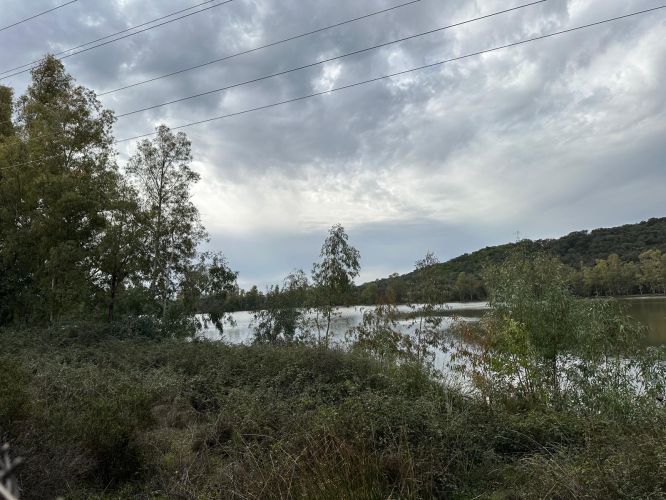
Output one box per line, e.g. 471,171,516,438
1,326,664,499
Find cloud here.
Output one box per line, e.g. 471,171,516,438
1,0,665,287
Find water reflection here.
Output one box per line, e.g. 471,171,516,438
619,296,666,346
202,297,666,348
201,302,488,345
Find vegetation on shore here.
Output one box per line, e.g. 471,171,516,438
2,326,664,499
3,248,665,499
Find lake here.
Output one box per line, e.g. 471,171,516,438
201,302,486,345
202,296,666,347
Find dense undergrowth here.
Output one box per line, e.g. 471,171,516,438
1,325,664,499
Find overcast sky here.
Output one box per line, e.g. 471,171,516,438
1,0,665,287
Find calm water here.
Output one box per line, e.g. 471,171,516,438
201,297,666,347
201,302,488,345
620,296,666,346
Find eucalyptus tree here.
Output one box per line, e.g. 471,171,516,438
127,125,207,319
311,224,360,345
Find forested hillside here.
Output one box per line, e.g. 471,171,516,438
357,217,666,303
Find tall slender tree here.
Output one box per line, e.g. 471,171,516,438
311,224,360,345
127,125,207,318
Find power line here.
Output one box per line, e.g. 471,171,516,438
0,0,220,76
0,0,235,81
114,0,548,118
98,0,424,97
113,6,666,143
1,5,663,171
0,0,78,33
0,1,543,130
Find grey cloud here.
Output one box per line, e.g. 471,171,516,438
1,0,665,285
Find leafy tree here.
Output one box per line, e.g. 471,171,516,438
348,302,411,367
127,125,207,319
0,56,116,323
451,248,663,408
311,224,360,345
410,252,446,367
480,249,580,400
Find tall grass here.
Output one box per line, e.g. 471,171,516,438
0,326,664,499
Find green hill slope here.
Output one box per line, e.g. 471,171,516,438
357,217,666,303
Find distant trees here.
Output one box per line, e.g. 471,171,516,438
638,249,666,294
454,272,484,302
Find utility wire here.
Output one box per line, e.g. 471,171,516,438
114,0,548,118
113,6,666,143
0,0,421,128
0,0,219,75
99,0,424,96
0,0,77,33
0,0,235,80
0,0,523,128
1,5,663,171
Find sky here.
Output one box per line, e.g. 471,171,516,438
1,0,665,288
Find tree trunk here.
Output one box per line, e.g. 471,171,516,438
108,273,117,322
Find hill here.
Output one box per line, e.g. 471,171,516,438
357,217,666,303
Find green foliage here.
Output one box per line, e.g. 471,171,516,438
127,125,207,319
252,270,310,344
182,252,238,334
0,57,230,332
0,56,116,324
1,329,664,499
450,248,665,411
347,303,412,367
